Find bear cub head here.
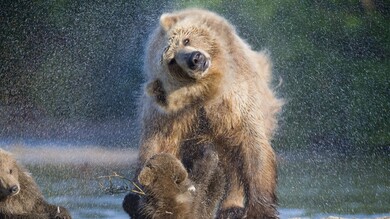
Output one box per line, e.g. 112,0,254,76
138,153,195,202
0,149,20,199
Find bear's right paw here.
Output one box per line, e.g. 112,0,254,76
146,80,167,106
216,207,247,219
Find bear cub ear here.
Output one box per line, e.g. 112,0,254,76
138,167,154,186
160,13,178,31
173,166,188,184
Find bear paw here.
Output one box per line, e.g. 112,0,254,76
146,79,167,106
216,207,247,219
123,192,146,219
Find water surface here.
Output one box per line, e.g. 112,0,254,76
3,145,389,219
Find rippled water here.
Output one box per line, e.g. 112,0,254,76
2,145,389,219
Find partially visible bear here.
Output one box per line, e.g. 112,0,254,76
137,8,282,219
138,153,196,219
124,147,224,219
0,149,71,219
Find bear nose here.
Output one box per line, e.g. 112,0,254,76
191,51,204,65
9,185,19,195
188,51,208,71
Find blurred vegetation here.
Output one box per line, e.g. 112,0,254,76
1,1,163,119
1,1,389,153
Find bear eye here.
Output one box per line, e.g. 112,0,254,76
9,169,13,174
183,38,190,46
146,163,153,169
163,45,169,53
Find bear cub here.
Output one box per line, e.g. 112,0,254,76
0,149,71,219
138,153,196,219
123,147,224,219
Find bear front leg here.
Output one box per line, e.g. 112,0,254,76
240,140,278,219
190,146,223,218
216,163,245,219
146,77,219,114
146,79,167,107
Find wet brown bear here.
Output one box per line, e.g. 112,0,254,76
137,8,282,219
124,146,224,219
0,149,71,219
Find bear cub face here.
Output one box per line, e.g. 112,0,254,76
0,152,20,199
138,153,195,201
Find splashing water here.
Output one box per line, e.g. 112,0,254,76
1,1,389,218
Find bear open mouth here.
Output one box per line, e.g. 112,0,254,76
168,51,210,80
167,59,194,80
200,59,210,72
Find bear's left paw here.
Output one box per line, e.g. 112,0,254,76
216,207,247,219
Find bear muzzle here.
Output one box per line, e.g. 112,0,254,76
173,49,211,79
9,185,20,196
187,51,210,72
2,185,20,197
0,184,20,197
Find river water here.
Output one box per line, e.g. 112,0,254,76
1,144,389,219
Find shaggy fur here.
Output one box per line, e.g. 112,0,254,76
124,145,225,219
0,149,71,219
136,8,282,219
139,153,195,219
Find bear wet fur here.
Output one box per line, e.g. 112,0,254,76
124,145,225,219
135,8,282,219
139,153,195,219
0,149,71,219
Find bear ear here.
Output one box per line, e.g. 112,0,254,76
138,167,154,186
174,166,188,184
160,13,178,31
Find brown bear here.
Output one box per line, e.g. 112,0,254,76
0,149,71,219
124,145,225,219
136,8,282,219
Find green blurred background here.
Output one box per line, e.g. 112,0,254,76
1,0,389,154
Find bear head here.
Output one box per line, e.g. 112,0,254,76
144,9,240,113
138,153,195,202
158,12,214,81
0,149,21,199
146,9,240,82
